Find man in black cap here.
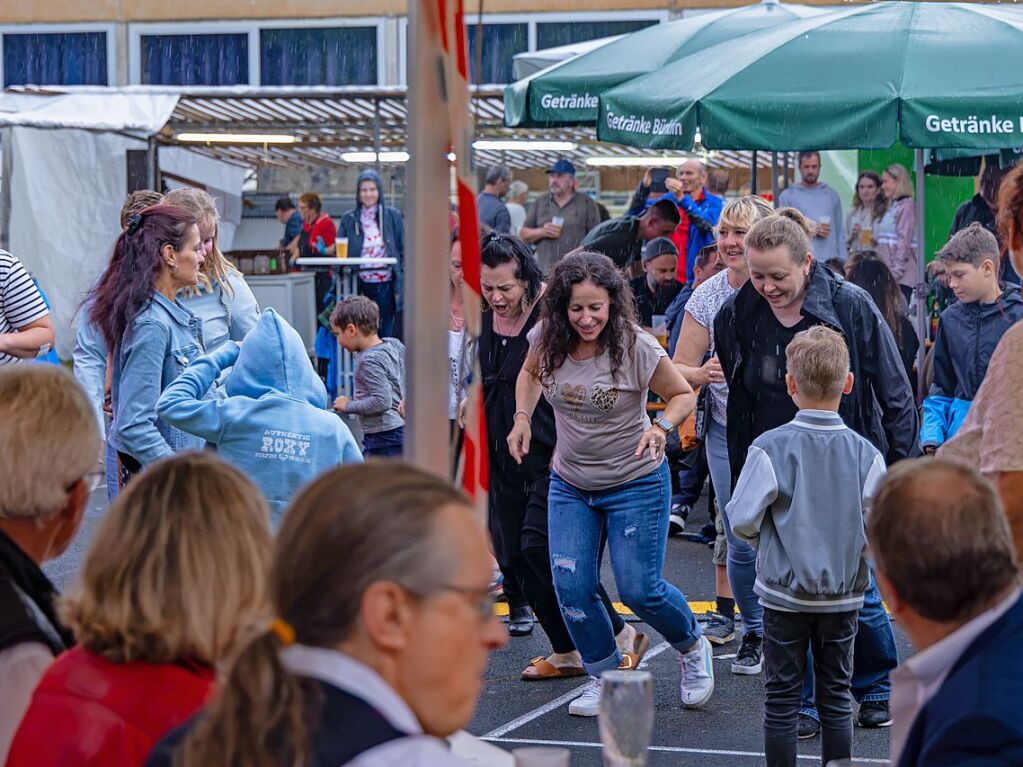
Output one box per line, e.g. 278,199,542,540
520,159,602,274
580,198,682,273
629,237,683,332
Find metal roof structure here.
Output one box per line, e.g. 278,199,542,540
7,85,772,172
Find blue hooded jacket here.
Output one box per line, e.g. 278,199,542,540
338,170,406,309
157,308,363,524
921,285,1023,449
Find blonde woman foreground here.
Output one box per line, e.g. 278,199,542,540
7,452,272,767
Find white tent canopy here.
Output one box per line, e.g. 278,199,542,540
0,88,247,359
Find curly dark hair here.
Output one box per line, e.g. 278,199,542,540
536,251,637,388
480,231,543,306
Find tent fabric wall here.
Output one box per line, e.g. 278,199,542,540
8,125,144,360
7,131,248,360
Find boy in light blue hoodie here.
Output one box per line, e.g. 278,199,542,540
157,308,362,526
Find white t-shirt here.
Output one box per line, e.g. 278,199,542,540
528,322,666,491
683,268,740,425
0,251,49,366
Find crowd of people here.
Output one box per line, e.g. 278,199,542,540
1,153,1023,767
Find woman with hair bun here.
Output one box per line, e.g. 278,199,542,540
89,204,206,481
508,250,714,717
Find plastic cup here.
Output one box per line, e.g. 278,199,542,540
336,237,349,258
551,215,565,236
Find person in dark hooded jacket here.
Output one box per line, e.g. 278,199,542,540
921,224,1023,451
338,170,406,339
714,212,917,731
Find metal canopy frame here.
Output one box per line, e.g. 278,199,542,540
9,85,774,173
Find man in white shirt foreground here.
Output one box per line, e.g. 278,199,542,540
869,459,1023,767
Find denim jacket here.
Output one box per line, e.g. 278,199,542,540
110,291,206,466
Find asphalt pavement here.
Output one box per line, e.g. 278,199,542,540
46,485,908,766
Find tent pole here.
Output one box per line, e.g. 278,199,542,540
0,128,11,252
405,0,452,478
771,151,779,206
750,150,758,195
374,98,382,176
145,137,158,191
782,152,790,191
914,148,927,397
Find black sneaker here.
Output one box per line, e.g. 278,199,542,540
731,633,763,675
798,713,821,739
857,700,892,728
698,611,736,645
669,514,687,536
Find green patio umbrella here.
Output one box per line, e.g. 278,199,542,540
596,1,1023,391
503,0,824,128
597,2,1023,152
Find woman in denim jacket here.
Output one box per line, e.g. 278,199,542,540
90,204,207,483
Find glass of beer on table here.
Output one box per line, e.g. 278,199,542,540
336,237,349,258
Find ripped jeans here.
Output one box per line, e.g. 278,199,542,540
548,463,702,675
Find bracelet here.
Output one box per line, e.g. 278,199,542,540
514,409,531,422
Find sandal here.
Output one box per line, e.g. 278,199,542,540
521,655,586,681
619,632,651,670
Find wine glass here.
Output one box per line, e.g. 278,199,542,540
598,670,654,767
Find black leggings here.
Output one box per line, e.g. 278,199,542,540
490,469,624,654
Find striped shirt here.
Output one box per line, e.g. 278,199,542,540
0,251,49,366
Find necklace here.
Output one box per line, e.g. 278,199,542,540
493,308,527,343
569,345,597,362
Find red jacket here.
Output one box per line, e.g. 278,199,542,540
6,646,213,767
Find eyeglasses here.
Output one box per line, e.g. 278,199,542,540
404,582,498,623
65,467,105,495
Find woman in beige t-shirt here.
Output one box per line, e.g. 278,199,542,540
508,251,716,717
940,163,1023,555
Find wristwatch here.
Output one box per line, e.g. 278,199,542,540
653,416,675,434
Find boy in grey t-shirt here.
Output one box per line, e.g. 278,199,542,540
331,296,406,458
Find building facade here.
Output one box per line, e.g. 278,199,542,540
0,0,855,89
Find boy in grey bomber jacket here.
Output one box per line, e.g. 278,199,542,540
726,326,885,767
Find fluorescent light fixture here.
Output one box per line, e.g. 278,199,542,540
176,133,296,144
585,156,694,167
473,140,577,151
341,151,410,163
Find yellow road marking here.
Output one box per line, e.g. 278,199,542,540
496,600,717,617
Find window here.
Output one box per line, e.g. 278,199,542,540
261,27,377,86
3,31,107,87
535,19,658,50
141,33,248,86
466,23,528,85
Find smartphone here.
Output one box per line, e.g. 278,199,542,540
649,167,670,194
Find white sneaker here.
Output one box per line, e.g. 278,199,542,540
568,676,602,717
678,636,715,710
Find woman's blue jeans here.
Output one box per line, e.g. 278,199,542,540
548,462,702,675
706,418,764,637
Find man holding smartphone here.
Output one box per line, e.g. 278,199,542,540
629,161,724,284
